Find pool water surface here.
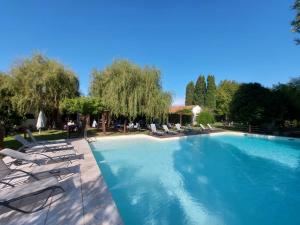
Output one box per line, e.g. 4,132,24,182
90,134,300,225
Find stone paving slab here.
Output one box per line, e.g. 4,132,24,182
0,139,123,225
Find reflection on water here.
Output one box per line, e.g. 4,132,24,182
91,134,300,225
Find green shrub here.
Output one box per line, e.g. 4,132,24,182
197,111,215,125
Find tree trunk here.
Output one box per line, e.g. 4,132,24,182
0,125,4,150
123,120,127,133
179,113,182,125
102,113,106,133
106,112,111,130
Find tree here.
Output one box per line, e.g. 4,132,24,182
0,73,22,148
215,80,240,120
205,75,217,109
230,83,271,125
60,97,104,135
90,60,172,131
196,110,215,125
292,0,300,44
10,54,79,127
194,75,206,106
185,81,195,105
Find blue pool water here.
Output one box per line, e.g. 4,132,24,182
90,134,300,225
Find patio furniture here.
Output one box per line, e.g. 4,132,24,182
0,148,74,165
15,135,75,153
162,125,178,135
175,123,185,132
0,159,69,186
0,176,64,213
150,124,165,136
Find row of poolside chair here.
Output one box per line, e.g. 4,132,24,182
150,123,217,136
0,130,78,213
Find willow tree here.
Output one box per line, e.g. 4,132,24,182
10,54,79,127
90,60,172,131
0,73,20,148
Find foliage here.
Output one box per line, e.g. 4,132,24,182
196,110,215,125
60,97,104,116
292,0,300,44
215,80,240,120
193,75,206,106
230,83,271,125
205,75,217,109
185,81,195,105
0,73,22,132
10,53,79,124
90,60,172,122
271,79,300,123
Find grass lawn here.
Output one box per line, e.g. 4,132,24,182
4,128,150,150
4,130,69,150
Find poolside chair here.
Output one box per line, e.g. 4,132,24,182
207,123,216,130
175,123,184,132
199,124,209,131
0,148,74,166
26,129,71,146
0,159,68,187
0,176,64,213
162,125,178,135
150,124,164,136
15,135,75,153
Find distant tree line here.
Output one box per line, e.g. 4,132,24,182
185,75,217,109
185,75,300,129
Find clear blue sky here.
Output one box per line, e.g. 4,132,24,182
0,0,299,105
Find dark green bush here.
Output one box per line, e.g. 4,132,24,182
197,111,215,125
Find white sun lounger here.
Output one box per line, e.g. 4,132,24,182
175,123,184,132
26,129,71,146
15,135,75,153
0,148,75,165
150,124,164,136
207,124,216,130
162,125,177,135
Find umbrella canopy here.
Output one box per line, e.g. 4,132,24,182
36,111,46,130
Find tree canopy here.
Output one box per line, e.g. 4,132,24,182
193,75,206,106
205,75,217,109
60,97,104,116
215,80,240,120
230,83,271,125
292,0,300,44
90,60,172,122
185,81,195,105
10,54,79,125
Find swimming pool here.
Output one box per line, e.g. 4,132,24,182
90,133,300,225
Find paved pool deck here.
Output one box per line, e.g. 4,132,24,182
0,139,124,225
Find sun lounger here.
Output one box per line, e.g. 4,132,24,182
0,148,74,165
0,159,69,187
162,125,177,135
15,135,75,153
26,129,71,146
207,123,216,130
175,123,185,132
0,176,64,213
150,124,165,136
199,124,209,131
